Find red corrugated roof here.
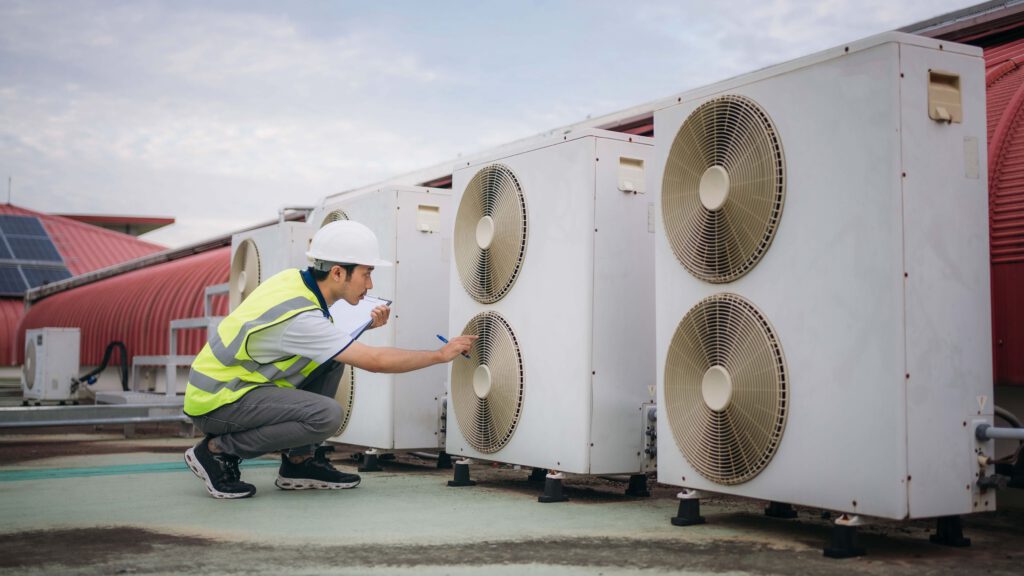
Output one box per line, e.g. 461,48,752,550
985,38,1024,387
986,39,1024,265
0,204,165,275
17,247,229,365
0,204,166,365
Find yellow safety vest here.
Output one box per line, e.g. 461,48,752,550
184,269,327,416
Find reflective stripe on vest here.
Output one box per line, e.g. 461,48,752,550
184,269,326,416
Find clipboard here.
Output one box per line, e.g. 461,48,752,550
329,295,392,340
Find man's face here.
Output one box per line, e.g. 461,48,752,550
337,264,374,305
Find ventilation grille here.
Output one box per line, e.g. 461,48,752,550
664,293,788,485
451,311,524,453
454,164,528,304
322,209,350,228
333,364,355,435
662,95,785,283
229,238,261,310
23,339,37,391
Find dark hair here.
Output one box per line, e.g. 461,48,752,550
309,263,357,281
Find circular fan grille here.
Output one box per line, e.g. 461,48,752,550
454,164,528,304
451,311,524,453
664,293,788,485
229,239,261,309
333,363,355,435
23,339,36,391
662,95,786,283
322,209,350,228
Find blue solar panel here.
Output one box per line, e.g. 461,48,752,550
0,264,27,295
0,215,70,294
0,215,46,236
22,266,72,289
7,237,62,262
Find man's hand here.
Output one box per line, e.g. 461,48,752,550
368,305,390,329
439,335,478,362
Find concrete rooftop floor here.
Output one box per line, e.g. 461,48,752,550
1,425,1022,576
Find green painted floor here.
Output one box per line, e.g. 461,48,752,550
1,433,1022,575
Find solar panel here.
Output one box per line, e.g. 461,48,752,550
22,265,72,289
7,237,62,262
0,215,71,295
0,264,27,295
0,215,47,236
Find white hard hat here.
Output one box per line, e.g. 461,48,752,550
306,220,393,268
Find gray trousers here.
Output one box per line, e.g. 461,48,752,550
189,361,345,460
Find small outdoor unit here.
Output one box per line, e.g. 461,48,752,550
229,221,314,310
22,328,81,403
446,129,656,475
323,185,452,451
653,32,994,520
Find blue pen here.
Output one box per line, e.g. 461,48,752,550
437,334,471,359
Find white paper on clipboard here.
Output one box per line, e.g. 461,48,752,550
329,295,392,340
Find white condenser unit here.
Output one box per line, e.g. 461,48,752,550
446,129,656,475
653,32,994,520
229,221,314,310
22,328,81,403
322,185,452,451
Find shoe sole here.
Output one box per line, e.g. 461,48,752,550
184,447,255,499
275,476,361,490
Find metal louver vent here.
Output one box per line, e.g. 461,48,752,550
322,209,350,228
662,95,785,283
454,164,528,304
664,293,787,485
229,239,261,309
333,363,355,435
451,311,524,453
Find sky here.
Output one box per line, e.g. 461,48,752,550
0,0,984,248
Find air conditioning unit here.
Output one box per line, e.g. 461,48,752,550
446,129,656,475
653,32,993,520
323,185,452,451
229,221,314,310
22,328,81,403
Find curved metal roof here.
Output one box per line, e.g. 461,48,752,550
17,247,229,366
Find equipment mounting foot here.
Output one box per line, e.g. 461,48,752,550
670,490,706,526
358,449,383,472
447,459,476,487
764,501,798,518
625,474,650,497
538,471,569,503
930,515,971,547
823,514,866,558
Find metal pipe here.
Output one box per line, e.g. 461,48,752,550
976,423,1024,441
0,415,190,429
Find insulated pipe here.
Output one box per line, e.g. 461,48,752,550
976,423,1024,441
996,405,1022,429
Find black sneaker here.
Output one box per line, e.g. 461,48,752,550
275,446,361,490
184,437,256,499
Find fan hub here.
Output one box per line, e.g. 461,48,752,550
476,216,495,250
235,270,249,292
473,364,492,399
701,365,733,412
699,165,730,211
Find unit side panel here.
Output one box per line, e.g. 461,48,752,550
655,42,912,518
900,45,994,517
590,138,655,474
392,190,452,449
447,138,597,472
333,191,398,448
